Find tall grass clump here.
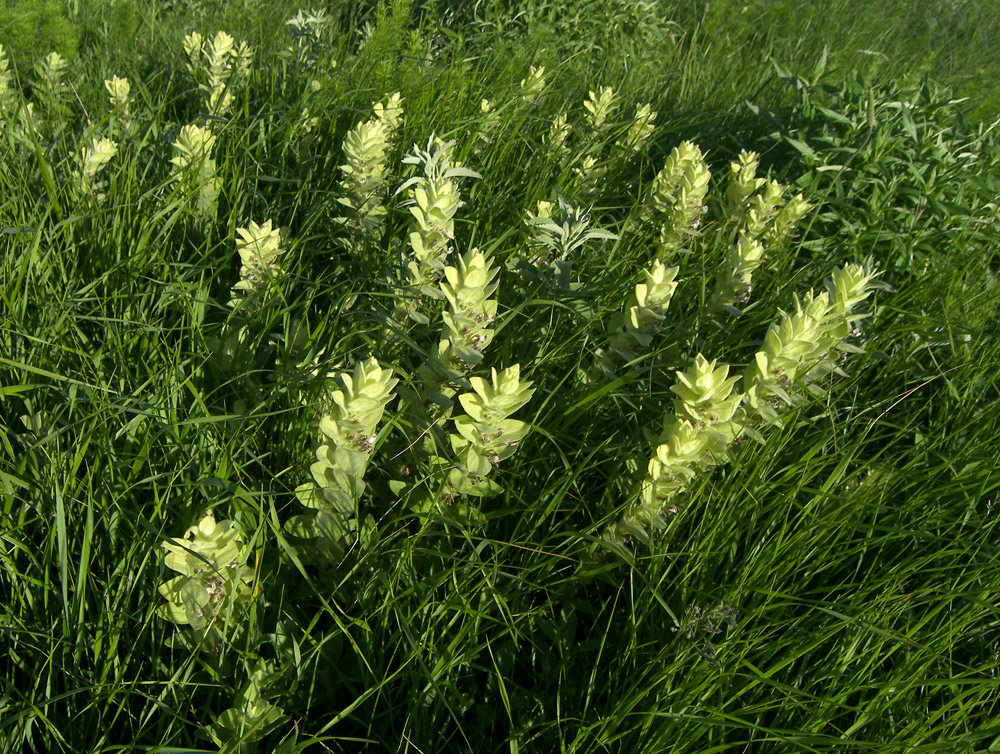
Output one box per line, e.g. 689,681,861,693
1,1,999,753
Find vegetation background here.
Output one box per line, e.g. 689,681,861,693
1,0,999,751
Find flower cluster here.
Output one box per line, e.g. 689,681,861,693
606,263,877,548
570,86,620,196
0,45,16,126
183,30,252,116
421,248,500,387
448,365,535,497
290,358,398,558
583,86,617,133
395,137,481,322
642,141,712,255
723,150,766,219
621,102,657,155
725,170,812,248
337,93,404,232
608,354,744,546
710,233,765,312
743,179,786,240
545,113,571,154
104,75,132,131
157,512,254,649
606,260,679,364
743,263,876,424
75,136,118,205
229,220,286,312
169,123,220,220
520,65,547,105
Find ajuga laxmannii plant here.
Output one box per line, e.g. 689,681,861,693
768,191,813,247
33,51,68,131
709,233,765,312
183,30,252,117
475,97,500,148
571,86,619,197
446,365,535,499
419,246,500,392
545,112,571,156
604,263,878,548
723,150,766,222
520,65,547,106
169,123,220,221
394,136,481,323
640,140,712,256
602,260,679,367
210,219,289,380
730,172,812,253
607,354,745,546
583,86,617,136
743,262,876,426
519,199,557,268
520,198,618,288
337,92,404,236
620,146,815,314
288,358,398,559
0,45,16,128
620,102,657,156
229,219,286,313
393,223,531,523
74,136,118,205
209,660,288,746
104,75,132,132
743,179,786,239
157,512,254,650
402,363,534,525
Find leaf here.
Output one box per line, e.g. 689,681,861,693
784,137,818,162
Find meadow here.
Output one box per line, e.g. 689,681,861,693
1,0,999,751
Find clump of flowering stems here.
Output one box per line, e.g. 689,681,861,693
639,140,712,258
393,136,481,324
418,247,500,395
33,51,68,133
229,220,287,314
543,85,655,202
442,365,535,506
595,260,679,372
169,123,220,222
0,45,17,130
604,263,878,548
337,92,404,237
520,65,547,106
288,358,398,560
182,30,252,116
619,102,657,156
74,136,118,205
571,86,617,198
711,155,813,311
743,262,877,426
104,75,132,133
157,512,254,650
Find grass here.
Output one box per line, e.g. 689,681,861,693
1,0,999,751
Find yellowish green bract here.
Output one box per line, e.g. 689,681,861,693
157,512,254,649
